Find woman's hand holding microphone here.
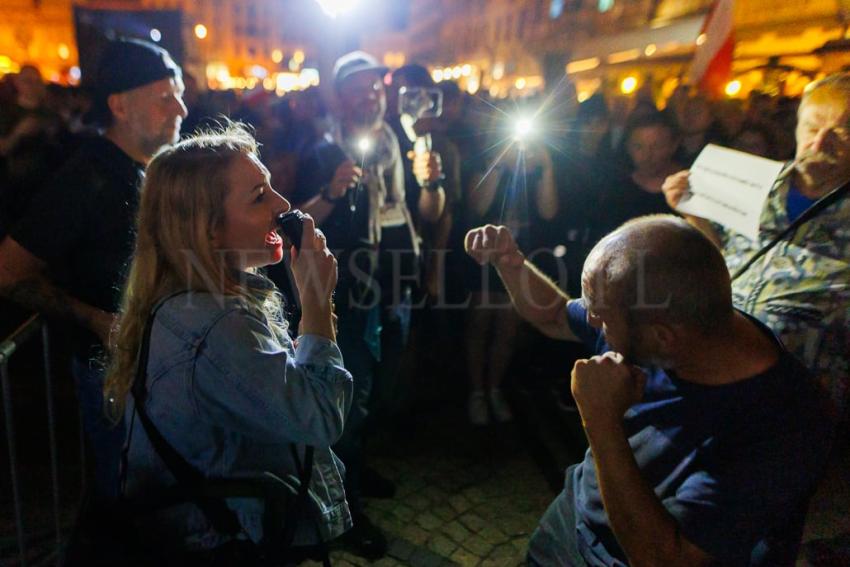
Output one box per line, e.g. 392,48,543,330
290,214,338,341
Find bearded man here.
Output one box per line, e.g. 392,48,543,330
292,50,445,559
664,73,850,419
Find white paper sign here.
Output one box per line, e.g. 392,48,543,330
676,144,785,240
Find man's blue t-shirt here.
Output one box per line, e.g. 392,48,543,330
565,299,833,566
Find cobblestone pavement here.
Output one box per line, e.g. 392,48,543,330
306,405,557,567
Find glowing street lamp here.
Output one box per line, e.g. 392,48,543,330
194,24,208,40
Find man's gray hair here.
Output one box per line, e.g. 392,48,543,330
800,72,850,114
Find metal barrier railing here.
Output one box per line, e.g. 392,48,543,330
1,315,64,567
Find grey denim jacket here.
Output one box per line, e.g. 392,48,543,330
123,287,353,549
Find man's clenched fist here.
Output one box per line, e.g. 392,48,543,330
464,224,524,269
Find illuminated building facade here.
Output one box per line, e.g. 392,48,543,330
0,0,326,92
367,0,850,101
1,0,80,82
140,0,321,90
561,0,850,102
4,0,850,100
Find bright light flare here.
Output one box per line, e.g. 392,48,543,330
194,24,208,39
620,76,638,94
357,137,372,154
150,28,161,42
316,0,360,18
725,79,742,97
513,117,535,142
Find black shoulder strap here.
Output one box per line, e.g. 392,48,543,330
731,179,850,281
130,292,243,536
128,292,327,558
289,445,332,567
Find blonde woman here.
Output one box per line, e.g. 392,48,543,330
104,124,352,558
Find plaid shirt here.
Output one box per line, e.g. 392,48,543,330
721,165,850,414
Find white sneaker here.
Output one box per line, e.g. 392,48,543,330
468,391,489,426
489,388,513,423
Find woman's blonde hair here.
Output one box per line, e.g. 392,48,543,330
104,122,282,421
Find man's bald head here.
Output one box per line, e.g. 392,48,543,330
582,215,733,336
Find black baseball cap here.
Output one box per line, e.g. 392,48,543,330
85,38,181,126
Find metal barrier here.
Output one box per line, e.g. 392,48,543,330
1,315,64,567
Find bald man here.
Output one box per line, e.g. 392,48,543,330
466,216,833,566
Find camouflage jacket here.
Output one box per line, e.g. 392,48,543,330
720,165,850,415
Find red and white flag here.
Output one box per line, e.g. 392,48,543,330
688,0,735,97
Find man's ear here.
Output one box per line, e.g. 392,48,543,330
107,92,126,122
648,323,677,352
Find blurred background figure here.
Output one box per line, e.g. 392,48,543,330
550,93,616,297
385,64,464,416
712,98,745,141
463,122,557,426
287,86,329,158
599,111,682,234
0,65,64,235
672,92,727,166
290,50,445,560
730,120,777,159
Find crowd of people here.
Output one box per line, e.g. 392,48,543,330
0,35,847,566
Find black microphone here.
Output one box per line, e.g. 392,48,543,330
275,210,307,250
